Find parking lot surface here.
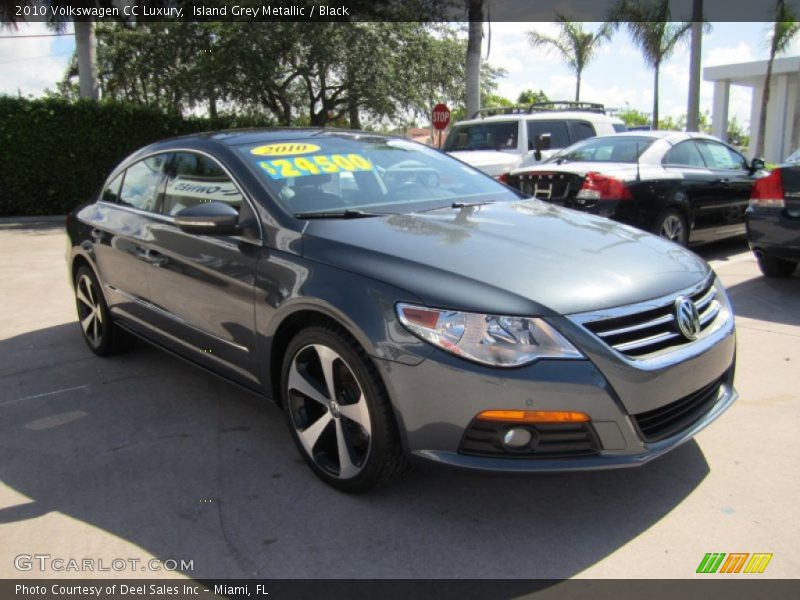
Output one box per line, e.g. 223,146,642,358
1,222,798,579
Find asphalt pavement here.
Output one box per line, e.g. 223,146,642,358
0,222,798,580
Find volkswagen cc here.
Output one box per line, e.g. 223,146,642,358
66,129,737,492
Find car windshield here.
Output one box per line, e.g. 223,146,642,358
547,136,656,164
442,122,519,152
238,134,520,216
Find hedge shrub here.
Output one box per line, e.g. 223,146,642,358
0,97,273,216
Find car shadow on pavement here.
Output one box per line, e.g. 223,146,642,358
0,322,710,581
725,272,800,327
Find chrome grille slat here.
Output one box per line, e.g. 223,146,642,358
694,287,716,311
596,313,674,338
578,278,722,359
613,331,681,352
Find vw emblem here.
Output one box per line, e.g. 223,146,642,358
674,296,701,340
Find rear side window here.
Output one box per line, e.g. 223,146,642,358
162,152,244,216
527,121,571,149
664,141,706,167
696,140,747,170
570,121,597,143
101,172,123,203
119,155,168,211
613,123,628,133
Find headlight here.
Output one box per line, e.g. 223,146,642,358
396,303,583,367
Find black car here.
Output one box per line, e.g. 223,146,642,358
746,165,800,277
505,132,764,246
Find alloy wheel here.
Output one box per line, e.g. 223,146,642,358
76,273,103,348
659,214,685,243
287,344,372,479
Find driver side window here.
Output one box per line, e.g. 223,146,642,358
162,152,244,216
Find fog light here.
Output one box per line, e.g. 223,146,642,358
503,427,532,450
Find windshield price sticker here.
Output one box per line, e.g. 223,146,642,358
258,154,374,179
250,143,321,156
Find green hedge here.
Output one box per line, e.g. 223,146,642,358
0,97,273,216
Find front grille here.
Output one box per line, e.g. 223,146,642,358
632,375,725,442
581,280,720,358
459,421,601,458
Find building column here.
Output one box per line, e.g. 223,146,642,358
749,85,763,160
768,74,791,161
711,80,730,141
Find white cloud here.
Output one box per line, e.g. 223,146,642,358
0,23,73,97
704,42,756,67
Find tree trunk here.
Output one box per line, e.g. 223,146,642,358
74,21,98,100
575,73,581,102
755,38,779,158
686,0,703,131
652,63,660,130
208,92,218,119
349,103,361,129
466,0,483,119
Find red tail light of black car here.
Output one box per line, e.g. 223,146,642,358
576,172,633,201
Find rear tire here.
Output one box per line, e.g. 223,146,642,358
281,324,409,493
756,254,797,278
74,265,136,356
653,208,689,246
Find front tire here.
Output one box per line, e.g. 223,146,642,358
74,265,136,356
756,254,797,278
653,208,689,246
281,325,409,493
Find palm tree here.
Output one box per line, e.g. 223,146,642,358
686,0,704,131
465,0,483,119
609,0,691,130
1,1,105,100
527,16,612,102
753,0,800,158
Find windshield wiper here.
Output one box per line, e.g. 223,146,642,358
451,201,494,209
293,209,386,219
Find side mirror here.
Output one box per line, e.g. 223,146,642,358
174,201,241,236
534,133,552,152
750,157,765,172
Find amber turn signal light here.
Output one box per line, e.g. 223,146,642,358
476,410,590,423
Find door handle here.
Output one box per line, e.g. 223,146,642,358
133,247,168,267
712,178,730,184
145,250,168,268
90,228,105,242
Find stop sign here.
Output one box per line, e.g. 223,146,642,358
432,103,450,130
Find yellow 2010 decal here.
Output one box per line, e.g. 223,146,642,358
258,154,374,179
250,143,322,156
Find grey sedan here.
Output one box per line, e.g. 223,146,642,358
66,129,737,492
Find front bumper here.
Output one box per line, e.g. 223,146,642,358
373,281,737,472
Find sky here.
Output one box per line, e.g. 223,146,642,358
1,21,799,129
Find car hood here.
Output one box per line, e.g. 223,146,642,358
447,150,522,177
301,200,711,316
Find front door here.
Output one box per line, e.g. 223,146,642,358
143,151,261,387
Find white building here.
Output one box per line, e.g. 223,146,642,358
705,55,800,162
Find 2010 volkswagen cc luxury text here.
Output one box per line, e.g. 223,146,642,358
66,129,737,492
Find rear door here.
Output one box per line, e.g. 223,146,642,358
695,139,751,238
661,140,718,236
144,151,261,387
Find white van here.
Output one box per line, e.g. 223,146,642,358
444,101,627,178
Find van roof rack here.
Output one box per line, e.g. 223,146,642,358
471,105,533,119
528,101,606,114
471,101,607,119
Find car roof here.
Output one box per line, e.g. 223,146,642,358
455,111,624,125
149,127,393,148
